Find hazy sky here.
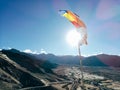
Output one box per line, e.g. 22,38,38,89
0,0,120,55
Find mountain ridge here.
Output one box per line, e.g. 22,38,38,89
1,48,120,67
35,52,120,67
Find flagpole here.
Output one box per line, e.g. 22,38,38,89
78,44,84,88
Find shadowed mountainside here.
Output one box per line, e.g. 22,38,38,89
0,49,61,90
1,49,57,73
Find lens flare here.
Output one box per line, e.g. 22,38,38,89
66,30,82,47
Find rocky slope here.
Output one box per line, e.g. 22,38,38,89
0,49,62,90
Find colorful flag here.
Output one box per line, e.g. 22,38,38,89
59,10,87,45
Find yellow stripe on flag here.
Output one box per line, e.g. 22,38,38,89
63,12,76,22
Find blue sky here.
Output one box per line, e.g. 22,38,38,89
0,0,120,55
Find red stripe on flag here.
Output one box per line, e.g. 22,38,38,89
71,21,81,28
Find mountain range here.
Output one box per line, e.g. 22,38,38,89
35,52,120,67
0,48,120,90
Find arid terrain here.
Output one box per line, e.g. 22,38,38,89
54,66,120,90
0,49,120,90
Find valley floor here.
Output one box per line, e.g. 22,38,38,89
53,66,120,90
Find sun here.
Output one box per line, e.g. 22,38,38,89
66,30,82,47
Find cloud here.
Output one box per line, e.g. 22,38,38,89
23,49,39,54
23,49,32,53
23,49,47,54
40,49,47,54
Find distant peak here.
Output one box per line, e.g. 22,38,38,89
1,48,20,53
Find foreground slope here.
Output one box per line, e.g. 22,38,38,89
0,49,62,90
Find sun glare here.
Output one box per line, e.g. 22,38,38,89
66,30,82,47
